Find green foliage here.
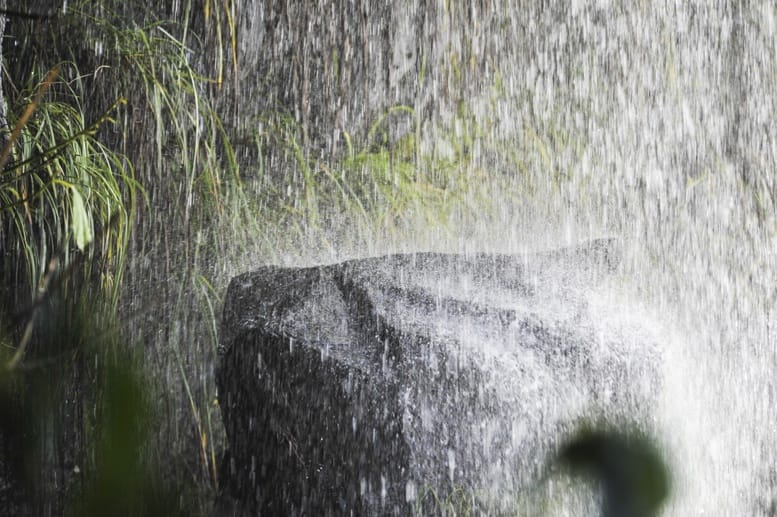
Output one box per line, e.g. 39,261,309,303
558,425,670,517
0,64,135,306
230,101,521,260
0,293,182,516
413,485,477,516
73,352,183,517
101,15,238,213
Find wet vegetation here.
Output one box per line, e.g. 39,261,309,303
0,1,677,515
0,2,238,514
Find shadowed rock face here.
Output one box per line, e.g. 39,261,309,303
216,240,661,515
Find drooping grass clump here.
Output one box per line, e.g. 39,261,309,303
0,64,134,309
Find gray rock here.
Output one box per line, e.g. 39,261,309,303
216,239,660,515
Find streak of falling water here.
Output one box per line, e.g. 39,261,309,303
233,2,777,514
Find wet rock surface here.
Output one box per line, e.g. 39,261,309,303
216,240,660,515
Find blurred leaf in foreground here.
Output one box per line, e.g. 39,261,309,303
558,426,670,517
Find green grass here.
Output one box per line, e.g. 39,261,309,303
0,64,135,308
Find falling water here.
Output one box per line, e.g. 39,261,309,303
221,2,777,514
4,1,772,515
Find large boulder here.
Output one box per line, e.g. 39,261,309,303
216,240,661,515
